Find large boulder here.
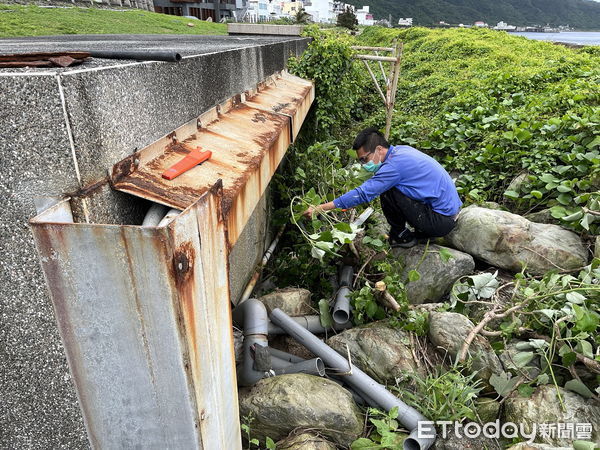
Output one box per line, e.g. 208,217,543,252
238,374,363,446
428,312,503,387
475,397,501,423
276,431,337,450
392,244,475,304
326,321,423,384
258,288,314,316
446,206,587,275
432,433,501,450
503,385,600,446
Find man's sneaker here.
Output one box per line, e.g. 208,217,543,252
388,229,418,248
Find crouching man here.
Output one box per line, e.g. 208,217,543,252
303,127,462,248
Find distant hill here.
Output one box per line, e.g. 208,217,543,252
346,0,600,29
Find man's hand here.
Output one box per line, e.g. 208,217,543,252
303,206,316,219
302,201,335,219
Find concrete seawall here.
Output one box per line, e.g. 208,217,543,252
0,34,309,449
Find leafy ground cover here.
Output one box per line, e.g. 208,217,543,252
0,4,226,37
265,25,600,444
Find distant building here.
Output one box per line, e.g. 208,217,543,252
474,21,488,27
154,0,235,19
247,0,269,20
282,0,304,16
333,1,353,14
375,18,391,27
356,5,374,26
398,17,413,27
304,0,336,23
493,21,516,31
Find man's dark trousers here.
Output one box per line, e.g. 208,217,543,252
380,187,457,239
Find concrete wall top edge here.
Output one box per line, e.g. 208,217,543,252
0,35,310,76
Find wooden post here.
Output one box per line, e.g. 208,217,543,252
384,41,403,140
352,41,403,140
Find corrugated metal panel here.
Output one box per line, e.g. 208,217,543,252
30,190,241,449
110,71,314,246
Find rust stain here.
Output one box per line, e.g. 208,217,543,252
251,112,267,123
65,177,109,199
272,102,290,112
111,153,138,184
173,241,198,375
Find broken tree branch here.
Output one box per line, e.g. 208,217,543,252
374,281,401,311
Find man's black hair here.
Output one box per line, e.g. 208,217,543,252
352,127,389,153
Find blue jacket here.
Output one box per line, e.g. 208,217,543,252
333,145,462,216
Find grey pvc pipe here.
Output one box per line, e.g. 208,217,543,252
268,347,304,363
269,308,436,450
339,265,354,287
270,355,295,370
89,50,182,62
270,349,369,404
332,286,352,325
142,204,169,227
232,299,270,386
268,315,352,335
271,358,326,377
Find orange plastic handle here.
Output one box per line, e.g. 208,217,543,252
162,148,212,180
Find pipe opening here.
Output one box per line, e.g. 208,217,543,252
404,438,421,450
315,358,325,376
332,309,349,324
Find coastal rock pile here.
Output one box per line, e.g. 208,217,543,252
236,206,595,449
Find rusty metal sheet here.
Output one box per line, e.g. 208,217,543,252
179,180,240,448
30,196,241,449
245,72,315,140
0,51,90,68
110,71,314,247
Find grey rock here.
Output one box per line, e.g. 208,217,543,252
432,431,501,450
428,312,503,386
365,210,390,239
392,244,475,304
258,288,314,316
503,385,600,446
446,206,587,275
276,431,337,450
507,444,572,450
238,374,363,446
475,398,501,423
327,321,423,384
481,201,508,211
595,235,600,260
507,172,530,193
525,208,561,225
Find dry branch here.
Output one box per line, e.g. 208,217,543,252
374,281,401,311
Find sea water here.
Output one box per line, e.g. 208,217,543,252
513,31,600,46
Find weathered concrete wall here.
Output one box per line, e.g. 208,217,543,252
0,35,309,449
